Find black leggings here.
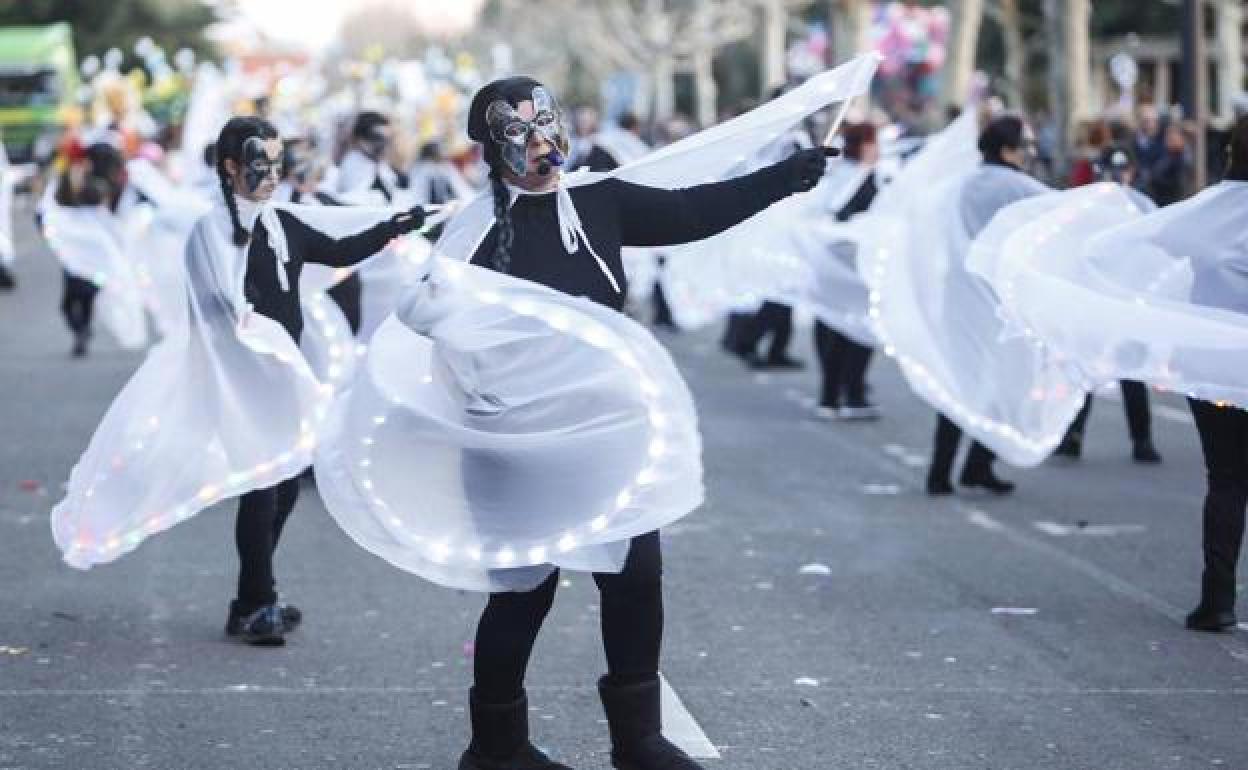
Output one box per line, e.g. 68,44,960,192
929,414,996,482
741,301,794,361
1066,380,1152,443
61,271,98,334
473,531,664,704
1189,398,1248,610
814,321,873,407
235,478,300,611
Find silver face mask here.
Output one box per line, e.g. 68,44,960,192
484,86,567,176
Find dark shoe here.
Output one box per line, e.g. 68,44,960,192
0,265,14,289
1054,433,1082,459
225,602,286,646
459,689,572,770
1184,605,1238,632
960,471,1015,496
599,676,703,770
926,477,955,496
1132,440,1162,464
279,602,302,632
752,353,804,370
71,331,88,358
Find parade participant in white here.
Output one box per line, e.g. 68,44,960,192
51,117,436,648
313,54,878,770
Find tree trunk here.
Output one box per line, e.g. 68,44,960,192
999,0,1025,109
761,0,788,93
1216,0,1245,123
943,0,985,108
1065,0,1092,126
829,0,870,64
1043,0,1070,176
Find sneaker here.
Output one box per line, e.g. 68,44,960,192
278,602,302,632
225,603,286,646
838,404,881,421
813,404,840,420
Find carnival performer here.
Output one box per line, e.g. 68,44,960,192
312,55,879,770
50,116,432,648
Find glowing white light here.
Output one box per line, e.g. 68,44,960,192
528,546,547,562
590,515,609,532
496,547,516,565
557,534,578,552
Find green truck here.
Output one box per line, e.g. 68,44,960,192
0,23,78,163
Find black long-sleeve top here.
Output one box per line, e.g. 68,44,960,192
469,162,794,311
245,211,402,341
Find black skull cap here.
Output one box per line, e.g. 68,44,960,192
467,75,546,142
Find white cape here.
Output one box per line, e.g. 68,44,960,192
970,180,1248,409
312,54,880,592
856,112,1087,465
51,194,409,568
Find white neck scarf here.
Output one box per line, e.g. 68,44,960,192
505,178,622,295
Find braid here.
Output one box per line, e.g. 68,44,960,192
488,161,513,274
218,168,249,247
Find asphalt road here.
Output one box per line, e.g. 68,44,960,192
1,201,1246,770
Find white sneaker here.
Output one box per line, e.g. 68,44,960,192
838,404,882,421
813,406,839,420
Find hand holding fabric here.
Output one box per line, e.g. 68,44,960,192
391,205,427,234
779,147,841,194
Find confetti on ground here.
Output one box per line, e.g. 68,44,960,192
991,607,1039,615
462,641,475,658
861,483,901,496
794,677,820,687
1,645,30,656
18,479,41,492
799,564,832,576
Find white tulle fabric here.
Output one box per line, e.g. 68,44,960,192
970,180,1248,408
314,257,703,591
856,112,1087,465
661,159,873,341
314,55,880,591
0,143,15,267
51,193,408,569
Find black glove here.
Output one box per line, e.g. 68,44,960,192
779,146,840,193
390,205,427,234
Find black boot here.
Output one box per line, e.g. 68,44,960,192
1054,432,1082,459
224,602,286,646
959,468,1016,496
458,689,572,770
1132,440,1162,464
599,677,703,770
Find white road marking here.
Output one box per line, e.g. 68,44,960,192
660,673,721,759
1033,521,1148,537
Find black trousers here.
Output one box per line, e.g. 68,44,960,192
1189,398,1248,611
814,321,873,408
473,532,663,704
740,301,794,361
235,478,300,611
721,312,754,354
929,414,995,483
61,271,98,335
1066,380,1152,443
327,272,363,335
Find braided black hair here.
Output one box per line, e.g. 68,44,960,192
485,143,514,274
214,116,279,247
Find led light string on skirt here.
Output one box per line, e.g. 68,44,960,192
348,258,680,570
61,215,451,568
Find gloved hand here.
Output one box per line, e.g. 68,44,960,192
390,205,427,234
779,146,840,193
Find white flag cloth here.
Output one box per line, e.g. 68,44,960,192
856,111,1087,466
312,54,880,592
970,180,1248,409
51,190,411,569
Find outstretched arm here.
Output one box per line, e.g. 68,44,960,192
283,207,427,268
613,147,834,248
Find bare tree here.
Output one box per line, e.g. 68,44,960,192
942,0,985,109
